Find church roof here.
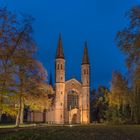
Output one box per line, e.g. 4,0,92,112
65,78,82,85
82,42,89,65
56,33,64,59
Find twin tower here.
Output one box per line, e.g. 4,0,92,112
54,34,90,124
28,34,90,124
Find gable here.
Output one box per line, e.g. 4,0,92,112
65,78,82,94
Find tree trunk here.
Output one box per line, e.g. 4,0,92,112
0,114,1,122
20,104,24,124
130,104,133,121
16,67,25,127
16,95,24,127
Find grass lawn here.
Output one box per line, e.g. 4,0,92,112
0,124,140,140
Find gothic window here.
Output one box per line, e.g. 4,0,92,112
61,115,62,118
61,91,62,94
61,102,63,106
61,76,63,80
67,90,79,111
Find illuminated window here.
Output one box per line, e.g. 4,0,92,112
67,90,79,111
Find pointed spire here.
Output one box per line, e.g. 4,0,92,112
82,41,89,65
56,33,64,59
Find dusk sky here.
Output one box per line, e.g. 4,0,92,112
1,0,140,89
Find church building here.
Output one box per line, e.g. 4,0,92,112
29,35,90,124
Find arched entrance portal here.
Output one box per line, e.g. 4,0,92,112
72,114,77,124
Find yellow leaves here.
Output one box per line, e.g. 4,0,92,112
1,104,17,116
23,82,53,111
0,7,52,120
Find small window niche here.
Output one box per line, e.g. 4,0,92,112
61,64,63,70
57,64,59,70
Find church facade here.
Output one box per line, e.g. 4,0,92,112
29,35,90,124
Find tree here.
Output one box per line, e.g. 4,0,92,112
133,65,140,123
12,16,52,127
0,7,52,127
90,89,98,122
0,7,19,119
115,6,140,123
90,86,109,123
116,6,140,71
97,86,109,122
109,71,130,123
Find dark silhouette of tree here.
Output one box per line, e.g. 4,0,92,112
90,86,109,123
116,6,140,71
116,6,140,124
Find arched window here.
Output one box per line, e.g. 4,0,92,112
84,69,86,74
67,90,79,111
61,64,63,70
57,64,59,70
87,69,88,74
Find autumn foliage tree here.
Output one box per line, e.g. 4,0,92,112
0,7,19,119
116,6,140,70
109,71,131,123
0,7,52,127
116,6,140,123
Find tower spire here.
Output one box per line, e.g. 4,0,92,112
56,33,64,59
82,41,89,65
